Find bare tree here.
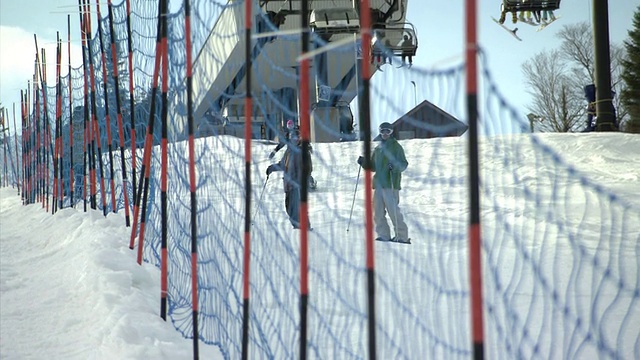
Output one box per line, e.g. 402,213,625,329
522,22,628,132
523,49,585,132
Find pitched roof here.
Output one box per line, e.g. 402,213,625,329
375,100,467,141
396,100,466,132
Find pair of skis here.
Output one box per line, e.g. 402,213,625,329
375,237,412,245
492,16,560,41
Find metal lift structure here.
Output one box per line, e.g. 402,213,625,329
174,0,419,143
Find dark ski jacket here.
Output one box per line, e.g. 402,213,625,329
269,144,313,192
371,137,408,190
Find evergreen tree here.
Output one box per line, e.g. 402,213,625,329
620,6,640,133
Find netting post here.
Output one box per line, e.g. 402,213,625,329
465,0,485,358
241,0,253,359
83,0,106,213
130,0,164,264
183,0,200,358
299,1,311,359
159,0,169,323
68,15,75,208
124,0,138,208
76,0,89,212
13,104,21,195
358,0,377,358
107,0,132,226
95,0,118,214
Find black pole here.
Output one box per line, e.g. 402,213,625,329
241,0,252,358
68,14,75,207
184,0,200,358
593,0,616,131
159,0,169,321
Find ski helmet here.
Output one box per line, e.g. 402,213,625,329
379,122,393,135
286,119,295,130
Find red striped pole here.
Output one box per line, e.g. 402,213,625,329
131,0,164,264
95,0,118,214
38,46,51,212
57,36,64,210
58,37,65,210
20,94,27,202
84,0,108,213
107,0,132,226
30,79,36,205
5,107,18,189
27,80,35,204
466,0,484,358
53,35,62,213
56,36,63,211
29,79,36,204
42,48,52,212
35,56,42,205
1,111,7,187
184,0,200,356
13,104,21,194
241,0,252,357
2,108,11,188
124,0,138,207
78,0,90,211
68,14,75,207
299,1,311,358
357,0,377,358
23,92,29,202
34,70,42,206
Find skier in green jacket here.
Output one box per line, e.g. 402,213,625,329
358,122,409,243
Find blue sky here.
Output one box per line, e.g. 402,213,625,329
0,0,636,131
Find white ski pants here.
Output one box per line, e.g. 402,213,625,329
373,188,408,240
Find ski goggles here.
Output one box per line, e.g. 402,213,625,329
379,128,393,135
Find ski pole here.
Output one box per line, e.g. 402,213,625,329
252,174,269,225
346,164,361,232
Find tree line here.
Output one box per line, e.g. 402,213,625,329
523,6,640,133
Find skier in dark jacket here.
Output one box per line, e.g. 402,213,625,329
266,128,312,229
269,120,317,190
358,122,409,243
269,119,296,159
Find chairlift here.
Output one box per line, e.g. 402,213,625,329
309,8,360,35
502,0,561,12
499,0,562,24
371,22,418,59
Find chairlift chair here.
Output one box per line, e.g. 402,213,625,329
500,0,561,24
502,0,561,12
309,8,360,35
371,22,418,59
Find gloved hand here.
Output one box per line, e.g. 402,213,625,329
266,165,275,176
268,151,276,159
357,156,364,166
388,163,393,171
